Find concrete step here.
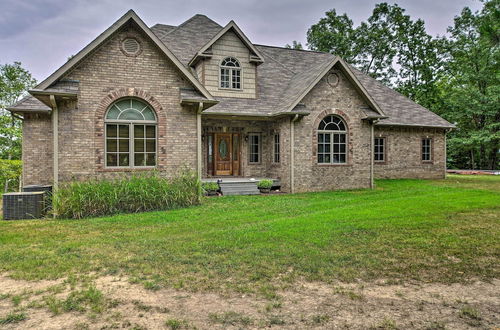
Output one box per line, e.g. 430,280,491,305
219,181,260,196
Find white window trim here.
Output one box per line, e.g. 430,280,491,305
374,137,386,163
317,116,348,165
421,138,432,162
219,57,243,91
104,99,158,169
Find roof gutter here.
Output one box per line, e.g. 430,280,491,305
201,111,310,119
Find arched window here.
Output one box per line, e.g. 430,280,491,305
105,98,157,167
317,115,347,164
220,57,241,89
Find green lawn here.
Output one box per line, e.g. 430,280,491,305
0,175,499,295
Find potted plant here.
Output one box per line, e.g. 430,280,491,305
202,182,219,196
257,179,273,194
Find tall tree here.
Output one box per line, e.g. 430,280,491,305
306,9,360,62
0,62,37,160
436,2,499,169
393,18,445,109
354,3,401,84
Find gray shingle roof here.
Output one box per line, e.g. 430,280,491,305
151,15,452,128
7,95,51,113
151,15,453,128
349,67,454,128
151,15,223,65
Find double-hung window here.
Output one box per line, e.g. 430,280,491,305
220,57,241,89
249,133,260,163
317,115,347,164
422,138,432,162
273,133,280,163
105,98,157,167
374,137,385,162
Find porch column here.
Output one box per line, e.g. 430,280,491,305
197,103,203,180
290,114,299,193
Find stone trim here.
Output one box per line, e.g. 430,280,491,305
311,109,353,166
94,88,167,171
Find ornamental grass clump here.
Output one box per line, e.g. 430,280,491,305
52,170,201,219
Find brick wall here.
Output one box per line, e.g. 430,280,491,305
373,126,446,179
292,69,372,192
22,113,53,185
48,22,197,183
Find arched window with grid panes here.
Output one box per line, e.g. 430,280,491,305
220,57,241,89
105,98,157,167
317,115,347,164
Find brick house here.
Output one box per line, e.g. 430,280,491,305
8,10,454,193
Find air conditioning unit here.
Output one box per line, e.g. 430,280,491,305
2,191,46,220
23,185,53,211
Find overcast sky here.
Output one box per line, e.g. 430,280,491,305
0,0,483,81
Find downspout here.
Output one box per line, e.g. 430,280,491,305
49,95,59,191
290,114,299,193
370,119,380,189
444,128,451,178
197,103,204,180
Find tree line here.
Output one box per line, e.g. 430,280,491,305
290,0,499,170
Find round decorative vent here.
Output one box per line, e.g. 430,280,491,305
327,72,340,88
121,38,141,56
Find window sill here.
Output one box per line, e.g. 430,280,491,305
421,161,433,164
374,161,387,165
218,87,243,92
99,167,156,172
315,163,351,167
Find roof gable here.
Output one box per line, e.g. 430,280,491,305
188,21,264,67
35,10,215,101
282,57,385,117
151,14,223,66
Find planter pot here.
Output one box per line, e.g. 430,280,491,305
259,188,271,194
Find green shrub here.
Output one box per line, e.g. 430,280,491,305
0,159,22,192
201,181,219,193
52,170,201,219
257,179,273,189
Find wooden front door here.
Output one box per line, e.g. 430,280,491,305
214,133,240,176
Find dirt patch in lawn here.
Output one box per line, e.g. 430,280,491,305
0,274,498,329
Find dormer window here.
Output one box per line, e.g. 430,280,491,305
220,57,241,89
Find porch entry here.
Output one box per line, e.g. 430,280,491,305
212,133,241,176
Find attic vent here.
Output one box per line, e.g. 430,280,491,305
327,72,340,88
121,38,141,56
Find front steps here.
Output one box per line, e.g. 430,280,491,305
218,181,260,196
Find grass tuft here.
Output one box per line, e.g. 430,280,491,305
165,318,189,329
209,311,253,325
0,312,27,325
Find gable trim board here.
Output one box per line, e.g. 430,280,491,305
188,21,265,67
34,9,216,105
